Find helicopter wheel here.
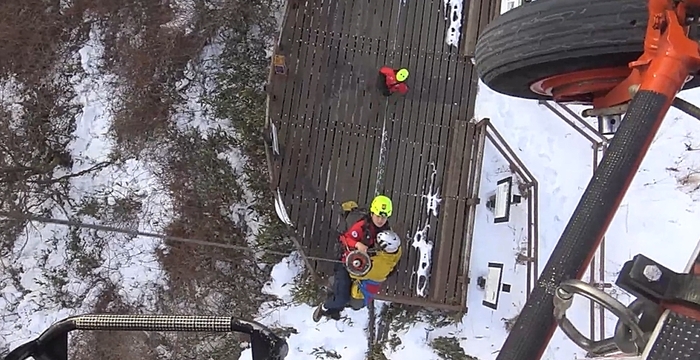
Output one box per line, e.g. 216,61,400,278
474,0,700,104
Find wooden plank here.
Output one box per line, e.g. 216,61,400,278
366,0,400,199
326,0,360,205
380,0,413,202
382,0,420,297
357,0,390,205
311,0,345,269
347,0,380,206
380,0,413,211
374,293,463,311
394,2,433,299
379,0,419,297
429,1,469,305
414,0,454,303
278,3,318,230
300,0,338,268
411,0,453,300
461,0,483,57
441,140,473,305
450,122,479,305
431,121,467,301
324,40,370,274
315,0,362,273
302,3,334,262
294,0,327,234
444,122,477,304
333,2,366,209
286,30,321,236
310,0,356,273
354,6,384,204
271,5,306,191
266,1,298,186
443,72,471,304
394,0,436,298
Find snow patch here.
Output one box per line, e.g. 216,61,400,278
375,120,390,194
0,27,170,352
239,253,374,360
161,0,197,35
411,222,433,297
0,76,27,126
172,38,263,248
173,42,224,136
444,0,463,47
422,162,441,217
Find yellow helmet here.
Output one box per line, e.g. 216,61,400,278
370,195,393,218
396,68,409,82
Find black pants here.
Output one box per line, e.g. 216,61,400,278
323,262,351,312
376,73,392,96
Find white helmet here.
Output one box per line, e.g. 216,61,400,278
377,230,401,253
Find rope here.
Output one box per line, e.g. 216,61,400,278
0,211,342,264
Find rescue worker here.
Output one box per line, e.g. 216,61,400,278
348,230,402,309
312,195,393,321
377,66,409,96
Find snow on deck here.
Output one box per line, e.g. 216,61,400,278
444,0,463,47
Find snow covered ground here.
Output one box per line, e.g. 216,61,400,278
0,29,171,351
5,3,700,360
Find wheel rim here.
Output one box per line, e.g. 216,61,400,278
530,67,631,102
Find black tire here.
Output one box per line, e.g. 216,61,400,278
474,0,700,101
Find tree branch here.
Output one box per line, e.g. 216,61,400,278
30,161,114,185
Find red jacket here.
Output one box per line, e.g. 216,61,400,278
340,218,380,261
379,66,409,95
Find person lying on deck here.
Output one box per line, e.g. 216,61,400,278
312,195,396,322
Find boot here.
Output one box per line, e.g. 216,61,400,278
312,304,341,322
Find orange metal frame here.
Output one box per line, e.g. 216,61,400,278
566,0,700,328
600,0,700,107
533,0,700,109
589,0,700,322
506,3,700,360
611,0,700,323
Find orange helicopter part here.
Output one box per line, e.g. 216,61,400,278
532,0,700,110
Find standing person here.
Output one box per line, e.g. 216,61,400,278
312,195,393,322
377,66,409,96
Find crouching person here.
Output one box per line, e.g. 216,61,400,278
348,230,402,310
313,195,393,322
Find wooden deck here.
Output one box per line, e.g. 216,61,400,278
265,0,500,311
